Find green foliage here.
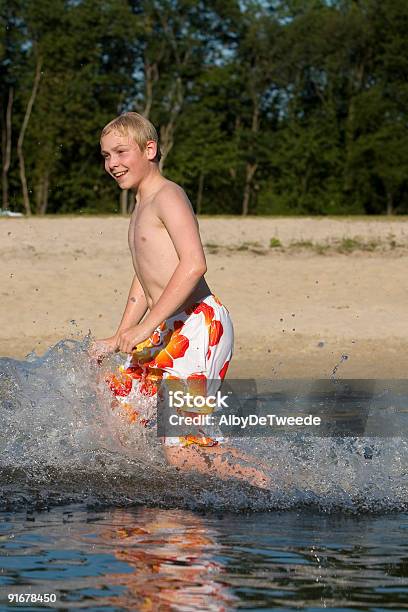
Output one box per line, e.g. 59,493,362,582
1,0,408,215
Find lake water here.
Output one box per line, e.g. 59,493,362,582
1,339,407,610
1,506,408,610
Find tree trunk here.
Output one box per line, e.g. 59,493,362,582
1,87,13,211
128,191,136,214
242,102,259,215
36,170,49,215
196,171,204,214
120,189,130,215
301,162,312,199
17,55,43,216
159,123,173,170
142,60,159,119
242,163,257,215
344,62,365,193
41,171,49,214
159,76,183,170
344,96,356,193
386,189,393,216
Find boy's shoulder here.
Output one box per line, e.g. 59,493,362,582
153,179,192,212
155,178,187,199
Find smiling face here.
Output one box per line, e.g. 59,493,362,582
100,131,150,190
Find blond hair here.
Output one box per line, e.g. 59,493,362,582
101,112,161,163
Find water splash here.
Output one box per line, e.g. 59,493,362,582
0,338,407,513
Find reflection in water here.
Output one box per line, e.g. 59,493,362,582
99,508,237,611
1,506,408,610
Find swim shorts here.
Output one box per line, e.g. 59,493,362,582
105,294,234,447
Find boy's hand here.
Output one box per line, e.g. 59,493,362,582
116,325,151,354
89,335,118,364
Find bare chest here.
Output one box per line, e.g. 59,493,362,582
128,203,167,262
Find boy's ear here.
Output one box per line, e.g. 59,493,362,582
145,139,158,161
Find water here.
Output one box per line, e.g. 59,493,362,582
1,506,408,610
1,339,408,609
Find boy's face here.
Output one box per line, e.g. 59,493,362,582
100,131,148,189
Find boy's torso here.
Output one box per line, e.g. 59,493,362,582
128,181,211,315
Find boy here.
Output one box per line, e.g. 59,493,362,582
92,112,269,488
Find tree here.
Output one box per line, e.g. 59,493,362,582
2,0,408,215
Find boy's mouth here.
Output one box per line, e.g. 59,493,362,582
112,170,128,180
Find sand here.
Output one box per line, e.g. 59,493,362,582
1,216,408,378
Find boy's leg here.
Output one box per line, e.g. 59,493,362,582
160,295,270,488
164,444,271,489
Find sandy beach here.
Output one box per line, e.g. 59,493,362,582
1,216,407,378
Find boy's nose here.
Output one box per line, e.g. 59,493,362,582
108,157,119,170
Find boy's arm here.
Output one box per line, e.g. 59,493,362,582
93,274,147,356
136,186,206,337
114,274,148,337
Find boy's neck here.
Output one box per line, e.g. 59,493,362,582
135,164,164,203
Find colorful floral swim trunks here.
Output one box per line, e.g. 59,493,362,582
105,294,234,447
